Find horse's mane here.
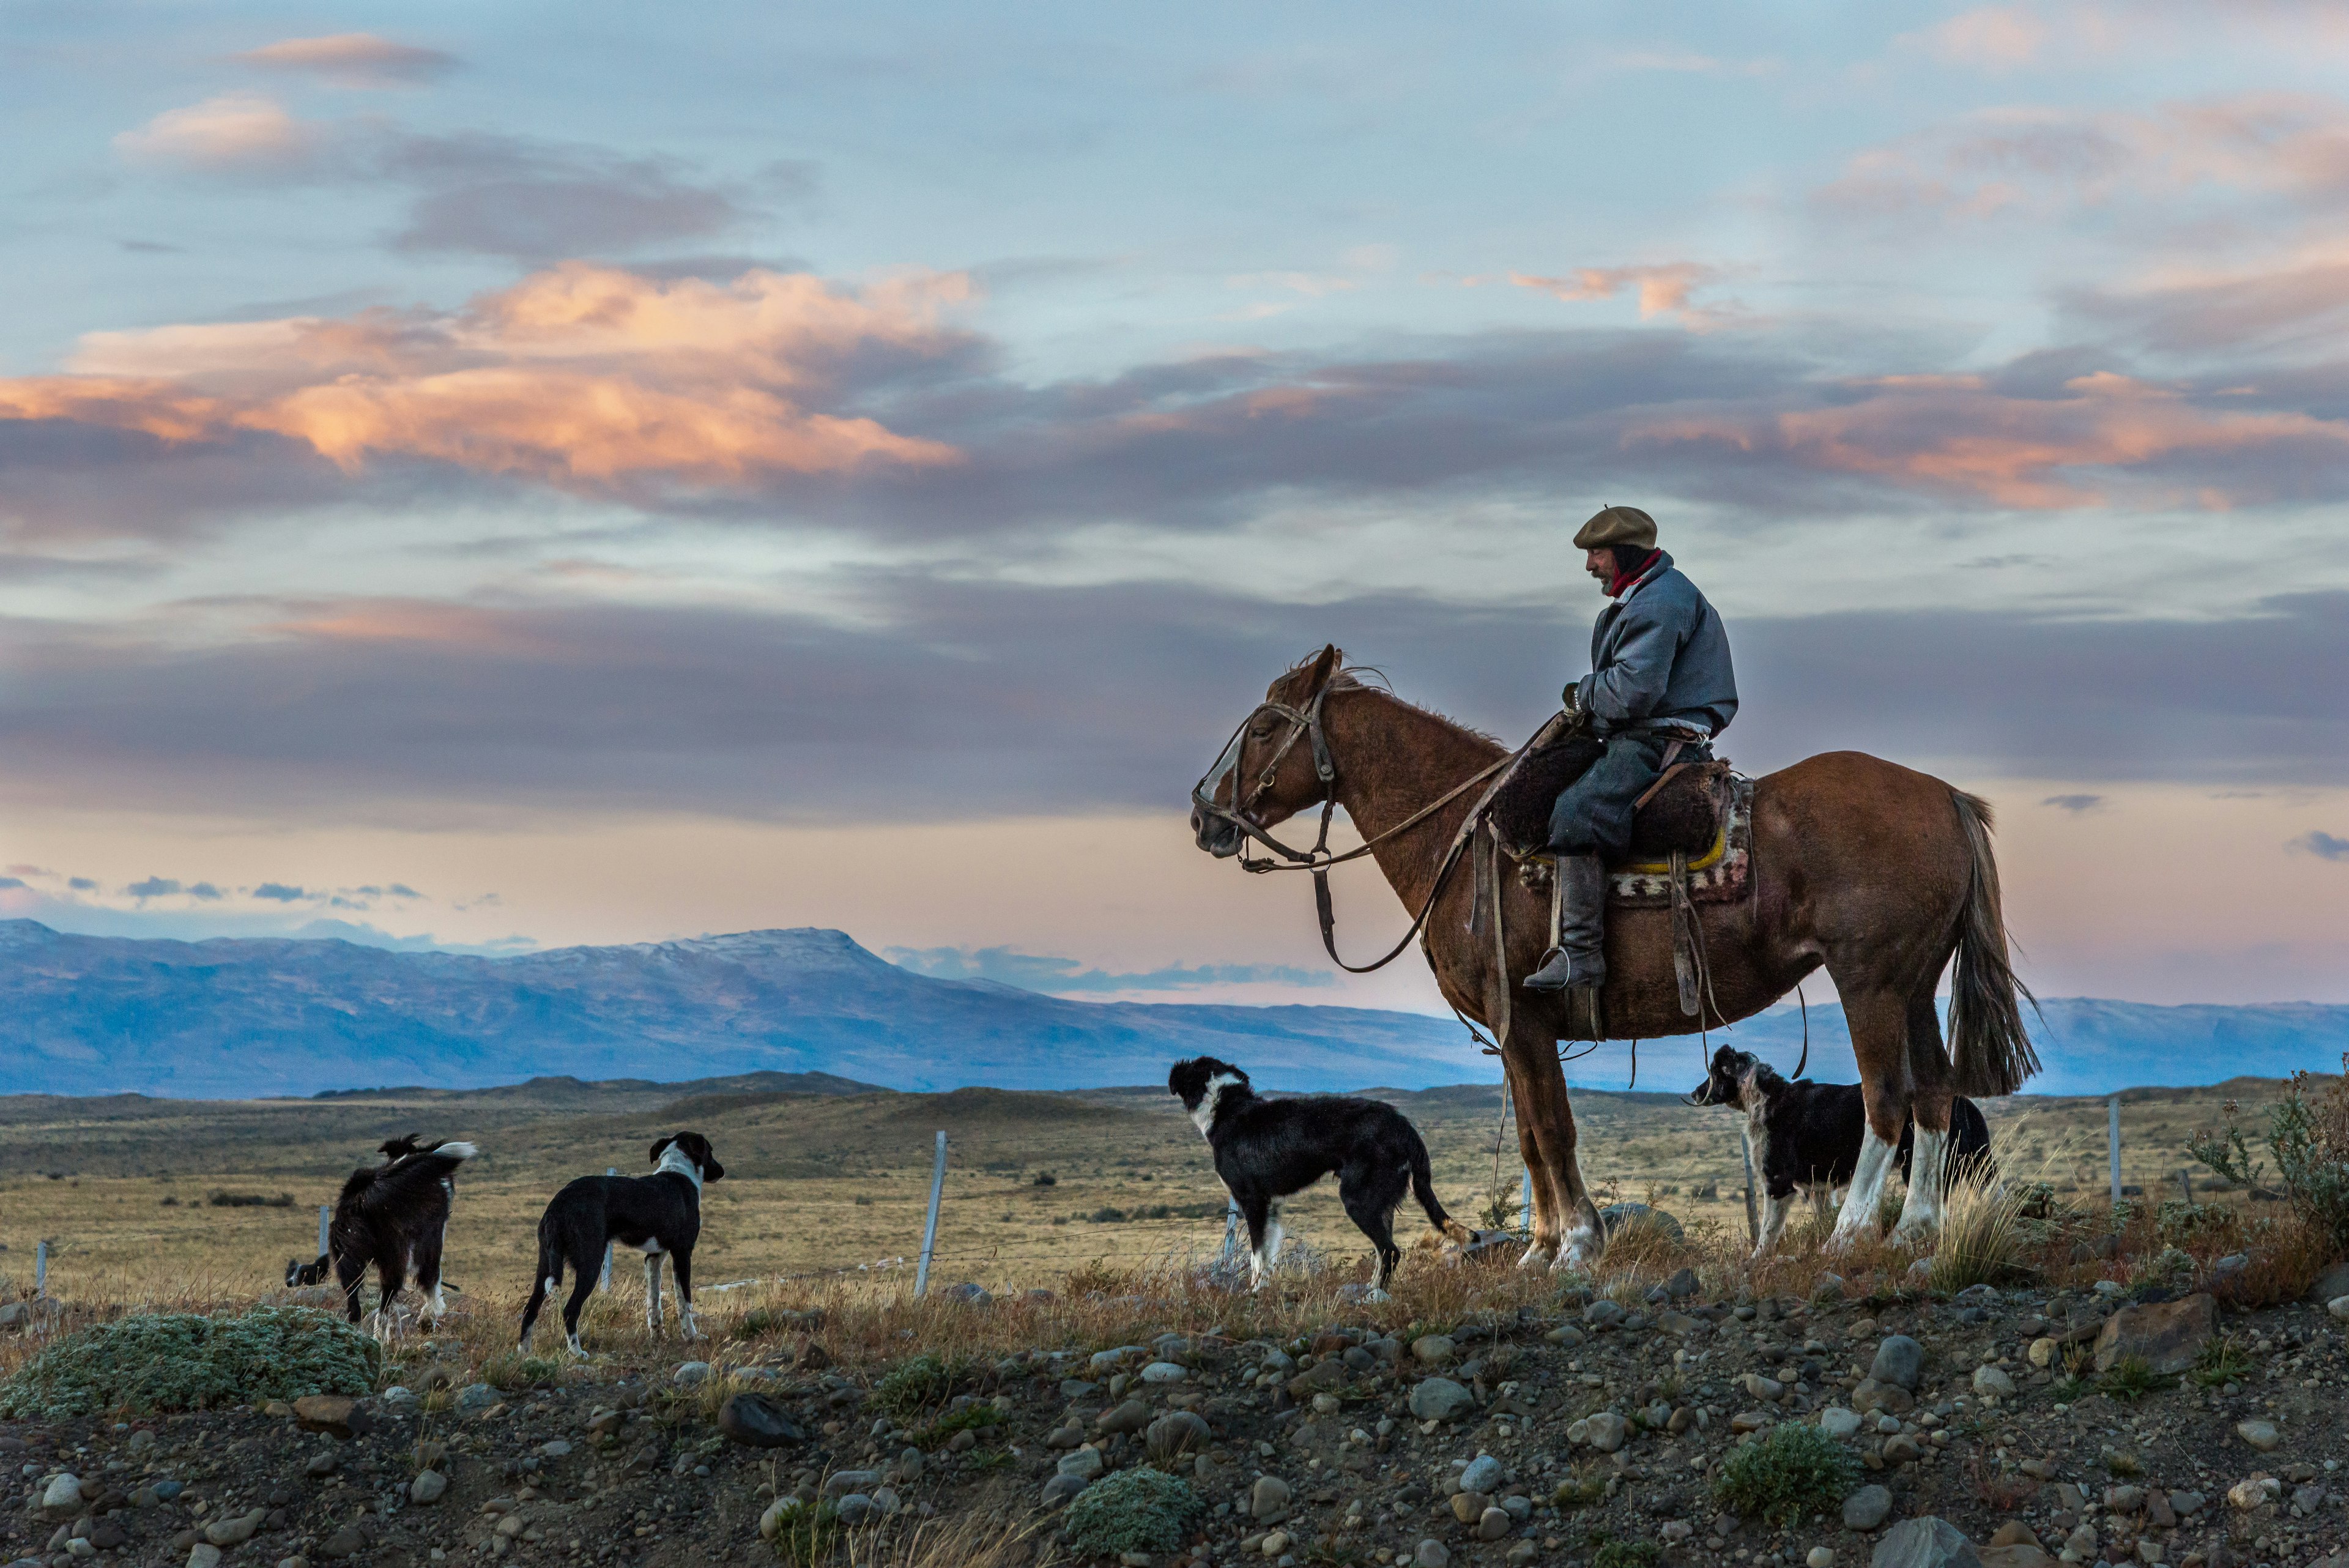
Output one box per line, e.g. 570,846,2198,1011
1282,648,1504,748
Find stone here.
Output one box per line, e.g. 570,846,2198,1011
1146,1410,1212,1459
1058,1447,1105,1481
1543,1325,1585,1348
1140,1360,1187,1383
1409,1377,1474,1422
1871,1336,1925,1390
188,1547,223,1568
1821,1406,1863,1439
1476,1506,1511,1540
1039,1472,1089,1507
1987,1524,2039,1549
1869,1517,1981,1568
2307,1258,2349,1304
1583,1411,1628,1452
672,1361,712,1387
2234,1419,2280,1452
1972,1365,2017,1398
1250,1476,1291,1522
2168,1490,2205,1515
937,1282,990,1304
454,1383,500,1415
1096,1400,1152,1435
1450,1492,1488,1525
2027,1337,2058,1368
1415,1540,1450,1568
1816,1273,1847,1302
1598,1202,1683,1241
204,1510,265,1548
1812,1551,1839,1568
1668,1404,1704,1434
1583,1299,1625,1328
409,1470,447,1504
291,1395,368,1439
1412,1334,1457,1364
317,1524,369,1560
822,1470,883,1499
1666,1265,1699,1297
1975,1550,2060,1568
834,1493,878,1526
1883,1434,1923,1463
2225,1476,2279,1509
379,1386,419,1413
1089,1345,1146,1374
1853,1379,1915,1416
1844,1484,1894,1531
1460,1455,1505,1494
40,1476,81,1514
717,1392,807,1448
2093,1294,2216,1375
2329,1295,2349,1324
1743,1372,1786,1401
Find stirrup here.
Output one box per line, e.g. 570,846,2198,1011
1523,946,1602,993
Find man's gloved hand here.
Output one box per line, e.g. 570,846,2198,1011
1560,680,1583,719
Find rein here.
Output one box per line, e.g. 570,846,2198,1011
1190,688,1546,975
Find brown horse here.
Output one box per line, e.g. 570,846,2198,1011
1190,645,2036,1269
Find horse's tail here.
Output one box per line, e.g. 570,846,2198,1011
1946,790,2041,1098
1408,1126,1474,1244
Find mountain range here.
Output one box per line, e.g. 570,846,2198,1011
1,920,2340,1100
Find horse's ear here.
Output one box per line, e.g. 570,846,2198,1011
1303,645,1341,696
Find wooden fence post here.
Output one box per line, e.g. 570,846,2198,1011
34,1239,47,1298
318,1205,330,1260
1740,1132,1759,1244
915,1131,947,1298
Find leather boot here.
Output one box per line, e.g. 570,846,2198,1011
1523,854,1608,992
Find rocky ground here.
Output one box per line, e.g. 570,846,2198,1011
7,1264,2349,1568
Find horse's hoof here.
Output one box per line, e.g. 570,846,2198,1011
1362,1288,1391,1304
1518,1244,1557,1273
1888,1222,1934,1252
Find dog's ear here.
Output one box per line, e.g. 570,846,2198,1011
703,1154,725,1183
650,1135,675,1165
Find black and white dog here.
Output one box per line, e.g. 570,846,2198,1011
1168,1057,1472,1298
316,1138,476,1339
286,1134,467,1293
519,1132,724,1354
1690,1046,1993,1254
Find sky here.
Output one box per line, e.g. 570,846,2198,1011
2,0,2345,1013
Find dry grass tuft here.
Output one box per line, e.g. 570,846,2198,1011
842,1506,1058,1567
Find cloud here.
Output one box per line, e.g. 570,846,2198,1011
123,877,182,899
1507,264,1732,327
114,94,319,172
0,263,968,501
233,34,457,89
0,878,23,891
1915,6,2055,70
2291,830,2349,860
251,882,308,901
2043,793,2107,812
1636,370,2349,509
1817,94,2349,223
885,945,1334,994
187,882,223,900
68,877,96,891
0,579,2338,827
383,133,759,260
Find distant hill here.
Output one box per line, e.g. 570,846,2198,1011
0,920,2339,1099
0,921,1487,1099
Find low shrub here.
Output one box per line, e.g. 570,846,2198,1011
483,1353,563,1392
0,1307,377,1418
1588,1534,1661,1568
907,1403,1000,1449
207,1191,294,1208
873,1353,980,1417
766,1498,841,1566
2099,1354,2169,1402
1713,1421,1862,1528
2190,1063,2349,1256
1062,1468,1204,1556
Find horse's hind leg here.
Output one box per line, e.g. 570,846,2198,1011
1890,989,1956,1249
1828,989,1914,1252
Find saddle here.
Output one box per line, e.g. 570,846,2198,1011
1485,730,1731,865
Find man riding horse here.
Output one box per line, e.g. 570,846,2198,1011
1523,504,1739,995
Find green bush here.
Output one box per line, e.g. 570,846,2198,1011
1062,1468,1204,1556
484,1353,563,1392
1588,1536,1661,1568
908,1402,1001,1449
1713,1421,1861,1528
873,1353,980,1416
0,1307,379,1419
2189,1065,2349,1254
765,1498,841,1566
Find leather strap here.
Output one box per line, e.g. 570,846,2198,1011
1633,740,1691,812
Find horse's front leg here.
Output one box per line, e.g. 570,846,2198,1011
1507,1028,1603,1272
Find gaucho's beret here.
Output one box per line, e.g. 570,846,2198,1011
1572,504,1657,549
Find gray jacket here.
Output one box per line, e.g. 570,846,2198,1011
1573,550,1739,737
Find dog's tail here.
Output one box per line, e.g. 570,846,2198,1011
1409,1127,1474,1244
521,1206,562,1347
354,1142,473,1221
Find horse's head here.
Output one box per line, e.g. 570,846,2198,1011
1190,644,1345,858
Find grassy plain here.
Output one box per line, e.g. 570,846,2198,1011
0,1070,2299,1309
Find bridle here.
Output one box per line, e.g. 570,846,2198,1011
1190,682,1512,973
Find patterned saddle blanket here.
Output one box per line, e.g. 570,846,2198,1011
1487,737,1754,909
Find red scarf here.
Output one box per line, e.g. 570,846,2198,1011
1606,548,1660,598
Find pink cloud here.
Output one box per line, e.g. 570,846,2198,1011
0,264,969,491
1635,371,2349,508
114,94,319,171
232,34,456,88
1508,263,1733,326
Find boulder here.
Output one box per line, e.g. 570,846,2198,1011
717,1392,807,1448
40,1474,81,1514
2235,1419,2280,1452
408,1470,447,1505
1146,1411,1212,1460
1598,1202,1683,1241
1870,1336,1926,1390
1820,1407,1864,1440
1096,1399,1152,1435
291,1394,369,1439
1869,1517,1981,1568
1844,1484,1894,1531
1057,1447,1105,1481
1250,1476,1291,1522
1411,1334,1457,1365
1583,1411,1628,1453
1459,1455,1504,1494
2093,1293,2216,1375
1039,1471,1089,1507
1972,1365,2017,1399
1139,1361,1187,1384
1408,1378,1474,1422
202,1509,265,1547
